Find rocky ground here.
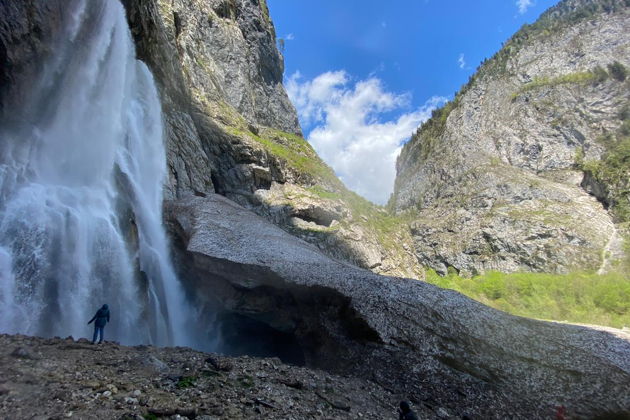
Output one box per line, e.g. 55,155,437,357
0,334,452,420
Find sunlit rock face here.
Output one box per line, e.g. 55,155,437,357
393,0,630,275
121,0,300,199
121,0,425,279
165,193,630,419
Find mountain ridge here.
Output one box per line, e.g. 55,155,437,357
392,0,630,276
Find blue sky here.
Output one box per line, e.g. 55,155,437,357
267,0,561,204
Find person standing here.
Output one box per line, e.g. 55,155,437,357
87,304,110,344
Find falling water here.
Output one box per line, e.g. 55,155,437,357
0,0,193,347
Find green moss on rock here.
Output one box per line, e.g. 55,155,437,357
225,126,341,187
580,108,630,223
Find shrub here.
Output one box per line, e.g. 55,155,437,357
592,65,609,83
423,269,630,328
176,376,197,389
608,61,628,82
513,71,596,98
581,135,630,223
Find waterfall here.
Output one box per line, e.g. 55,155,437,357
0,0,193,347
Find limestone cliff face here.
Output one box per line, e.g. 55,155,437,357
392,0,630,275
164,193,630,419
121,0,423,278
121,0,299,199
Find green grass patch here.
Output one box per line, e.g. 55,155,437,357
425,269,630,328
512,71,597,99
340,189,414,248
309,184,406,232
226,126,341,187
259,0,271,26
305,184,411,251
176,376,197,389
307,185,342,200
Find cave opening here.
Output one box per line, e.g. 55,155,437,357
166,211,381,373
292,208,338,227
213,311,306,366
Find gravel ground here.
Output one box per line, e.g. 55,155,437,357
0,334,439,420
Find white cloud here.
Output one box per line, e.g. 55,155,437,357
286,71,446,204
285,33,295,41
458,53,466,69
516,0,533,14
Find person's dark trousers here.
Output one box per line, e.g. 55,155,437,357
92,326,104,343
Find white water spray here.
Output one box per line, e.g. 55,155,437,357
0,0,193,347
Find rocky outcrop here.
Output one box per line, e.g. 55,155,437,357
165,193,630,419
2,2,630,418
121,0,301,199
0,0,423,278
119,0,424,277
392,0,630,275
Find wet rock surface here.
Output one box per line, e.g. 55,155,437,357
165,194,630,419
0,0,67,123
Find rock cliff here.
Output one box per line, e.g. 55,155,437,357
120,0,423,278
164,193,630,419
0,0,67,124
393,0,630,275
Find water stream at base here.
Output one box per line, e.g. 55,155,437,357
0,0,194,347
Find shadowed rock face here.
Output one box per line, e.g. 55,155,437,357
166,194,630,419
0,0,68,124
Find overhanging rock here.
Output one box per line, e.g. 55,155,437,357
165,194,630,419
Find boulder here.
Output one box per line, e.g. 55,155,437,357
166,194,630,419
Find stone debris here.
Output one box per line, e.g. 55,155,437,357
0,334,421,420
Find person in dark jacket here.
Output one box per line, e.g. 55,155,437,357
88,304,110,344
398,401,418,420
